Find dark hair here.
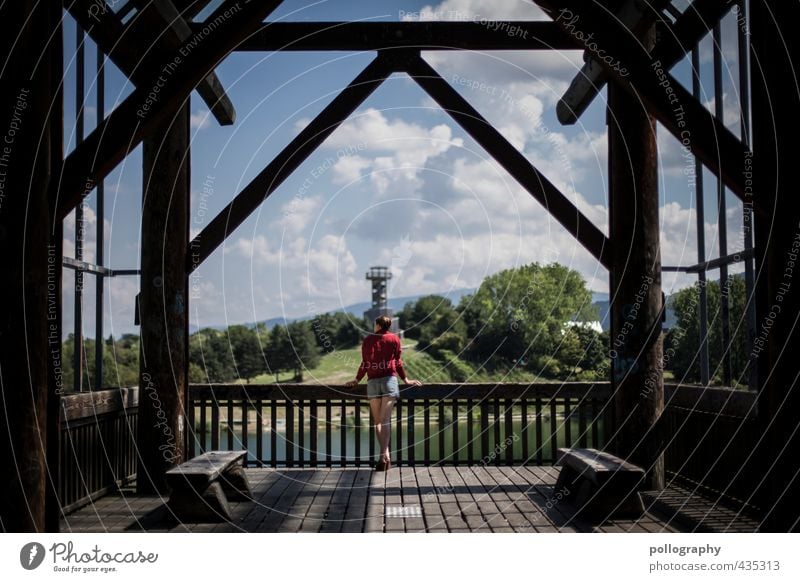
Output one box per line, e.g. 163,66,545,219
375,315,392,331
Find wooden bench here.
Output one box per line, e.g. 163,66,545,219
165,451,252,522
554,447,646,519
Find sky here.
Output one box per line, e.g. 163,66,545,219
60,0,750,340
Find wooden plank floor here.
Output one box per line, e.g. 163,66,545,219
60,466,757,533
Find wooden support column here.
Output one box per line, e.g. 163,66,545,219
607,61,665,488
137,103,190,495
750,0,800,532
0,0,61,531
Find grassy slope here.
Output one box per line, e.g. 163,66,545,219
249,339,545,385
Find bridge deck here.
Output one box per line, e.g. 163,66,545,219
60,466,760,533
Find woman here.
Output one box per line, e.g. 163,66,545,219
345,315,422,470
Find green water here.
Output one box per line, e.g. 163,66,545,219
193,412,605,465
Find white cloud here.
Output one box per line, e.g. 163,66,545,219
226,234,280,265
63,204,108,264
322,108,464,194
403,0,547,21
703,91,744,133
331,155,371,185
190,109,211,130
277,194,323,235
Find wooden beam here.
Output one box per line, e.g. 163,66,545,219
137,103,190,495
534,0,752,206
128,0,236,124
556,0,734,124
188,53,394,268
196,21,578,51
751,0,800,532
655,0,739,69
606,32,665,489
59,388,139,422
58,0,284,220
45,4,66,534
557,0,672,124
66,0,235,126
171,0,214,20
0,0,61,532
402,53,611,269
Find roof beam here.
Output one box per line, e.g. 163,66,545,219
401,52,611,269
190,21,579,51
534,0,751,206
557,0,737,124
58,0,284,219
556,0,672,124
66,0,235,125
188,53,394,268
129,0,235,124
170,0,213,20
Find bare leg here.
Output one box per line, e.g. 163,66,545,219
378,396,396,463
369,398,382,458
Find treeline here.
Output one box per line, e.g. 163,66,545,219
399,262,608,380
188,314,359,383
60,312,361,390
665,276,750,386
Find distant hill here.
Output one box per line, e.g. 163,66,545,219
256,287,477,330
193,284,690,334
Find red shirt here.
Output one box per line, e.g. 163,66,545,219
356,330,406,381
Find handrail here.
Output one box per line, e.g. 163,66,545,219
189,381,612,400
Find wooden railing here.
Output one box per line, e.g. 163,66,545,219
56,382,762,514
187,383,613,467
59,388,138,513
662,384,761,507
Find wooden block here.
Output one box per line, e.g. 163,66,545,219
165,450,247,490
554,449,647,521
219,465,253,501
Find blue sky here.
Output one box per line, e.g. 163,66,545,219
61,0,749,339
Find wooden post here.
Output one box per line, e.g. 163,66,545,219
0,0,60,531
606,34,665,489
750,0,800,532
45,6,65,534
137,103,190,495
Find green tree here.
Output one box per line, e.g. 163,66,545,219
101,334,139,387
310,312,361,352
190,328,235,382
60,333,140,391
399,295,468,352
665,276,749,386
265,324,293,381
554,326,609,380
286,321,321,381
265,322,321,381
459,263,595,375
227,324,267,382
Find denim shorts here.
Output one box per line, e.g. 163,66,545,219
366,375,400,399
